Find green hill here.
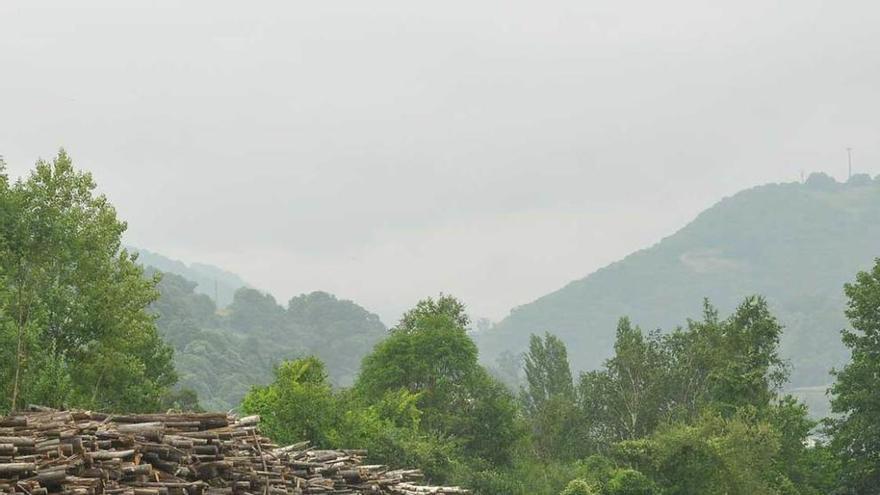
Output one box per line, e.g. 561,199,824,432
148,270,387,410
478,173,880,403
131,247,249,307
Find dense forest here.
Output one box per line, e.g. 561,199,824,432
149,270,387,410
478,173,880,416
2,152,880,494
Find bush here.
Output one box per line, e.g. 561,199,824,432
560,479,594,495
606,469,656,495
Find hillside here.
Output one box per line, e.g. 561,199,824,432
148,270,387,410
131,247,249,307
478,173,880,395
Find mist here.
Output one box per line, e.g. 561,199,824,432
2,0,878,322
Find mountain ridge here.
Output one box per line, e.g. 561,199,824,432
478,173,880,400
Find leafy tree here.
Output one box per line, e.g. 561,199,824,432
578,318,669,444
605,469,657,495
523,332,575,412
151,279,387,409
828,258,880,492
615,411,788,495
149,270,218,348
396,293,470,333
560,479,595,495
228,287,285,333
286,291,387,385
241,357,338,446
0,150,176,412
768,396,828,492
701,296,789,414
356,295,521,465
522,333,584,460
242,356,461,484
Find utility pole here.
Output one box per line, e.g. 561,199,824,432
847,147,853,181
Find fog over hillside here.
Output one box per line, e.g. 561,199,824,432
2,0,879,323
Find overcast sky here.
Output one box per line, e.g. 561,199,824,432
1,0,878,324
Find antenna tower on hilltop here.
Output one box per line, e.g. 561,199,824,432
847,147,853,180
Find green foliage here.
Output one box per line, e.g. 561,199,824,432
520,333,584,460
579,319,669,444
768,396,826,491
616,411,786,495
236,291,836,494
357,310,480,419
396,293,470,333
461,457,584,495
241,357,338,446
150,276,387,410
228,288,287,333
605,469,656,495
700,296,789,413
560,479,595,495
357,296,522,466
524,332,575,411
828,258,880,492
0,150,176,413
578,298,789,449
241,356,461,484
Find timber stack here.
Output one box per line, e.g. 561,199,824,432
0,407,467,495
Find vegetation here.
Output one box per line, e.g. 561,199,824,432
237,290,847,494
0,151,176,412
3,153,880,494
828,259,880,492
478,174,880,413
150,272,387,410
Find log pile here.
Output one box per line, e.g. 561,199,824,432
0,407,467,495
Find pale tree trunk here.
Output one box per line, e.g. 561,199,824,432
11,292,25,412
10,267,30,413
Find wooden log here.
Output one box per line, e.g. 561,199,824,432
34,467,68,484
0,417,27,428
0,462,36,474
89,449,137,460
0,436,35,447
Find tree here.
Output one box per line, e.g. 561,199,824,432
704,296,788,414
395,293,469,333
241,357,338,446
578,318,669,444
615,411,789,495
522,333,583,460
560,479,595,495
829,258,880,492
605,469,657,495
356,295,521,465
0,150,176,412
286,291,387,386
662,298,788,420
523,332,574,412
227,287,285,333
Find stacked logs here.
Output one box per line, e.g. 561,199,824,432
0,408,467,495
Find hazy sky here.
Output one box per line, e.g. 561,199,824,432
2,0,878,324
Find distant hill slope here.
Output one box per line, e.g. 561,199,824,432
149,270,387,411
130,247,248,307
478,173,880,394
